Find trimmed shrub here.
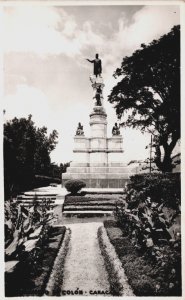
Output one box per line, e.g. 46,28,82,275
97,226,134,296
64,180,86,195
45,228,71,296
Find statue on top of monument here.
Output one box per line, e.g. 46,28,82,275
76,122,84,136
93,85,102,106
86,54,102,77
112,123,120,136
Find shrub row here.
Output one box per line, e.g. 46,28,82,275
98,226,134,296
45,228,71,296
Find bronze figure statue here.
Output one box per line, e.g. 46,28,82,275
112,123,120,136
86,54,102,77
76,122,84,136
94,86,102,106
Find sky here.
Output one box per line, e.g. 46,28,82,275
3,4,180,164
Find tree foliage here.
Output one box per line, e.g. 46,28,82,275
108,25,180,172
4,115,58,199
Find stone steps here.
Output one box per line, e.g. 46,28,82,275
62,193,123,216
16,193,57,207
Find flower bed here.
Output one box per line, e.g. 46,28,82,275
65,194,123,203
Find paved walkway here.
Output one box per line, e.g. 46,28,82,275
61,222,110,296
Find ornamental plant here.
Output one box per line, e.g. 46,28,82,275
114,173,181,295
64,180,86,195
5,196,55,274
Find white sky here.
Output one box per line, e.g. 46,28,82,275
3,4,180,164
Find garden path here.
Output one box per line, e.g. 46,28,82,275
61,222,110,296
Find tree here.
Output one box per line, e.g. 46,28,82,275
49,162,70,179
4,115,58,199
108,25,180,172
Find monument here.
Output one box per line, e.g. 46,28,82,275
63,55,131,188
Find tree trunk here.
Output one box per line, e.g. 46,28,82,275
154,134,179,173
154,144,173,173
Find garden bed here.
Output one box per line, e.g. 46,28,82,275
104,219,181,296
64,205,114,211
5,226,66,296
63,194,125,212
65,194,124,203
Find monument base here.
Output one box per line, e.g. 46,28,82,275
62,164,131,188
62,177,129,188
63,74,130,189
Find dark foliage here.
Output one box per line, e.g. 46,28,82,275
4,115,58,199
111,173,181,296
126,173,180,209
64,180,86,195
104,220,181,296
5,197,66,297
108,25,180,172
5,224,66,296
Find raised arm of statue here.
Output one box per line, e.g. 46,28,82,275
86,54,102,77
86,59,94,63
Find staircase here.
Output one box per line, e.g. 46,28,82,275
16,185,68,207
17,193,56,207
62,193,126,217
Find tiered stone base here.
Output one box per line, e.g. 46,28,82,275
63,165,131,188
63,83,130,188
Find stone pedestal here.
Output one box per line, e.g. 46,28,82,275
63,76,131,188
